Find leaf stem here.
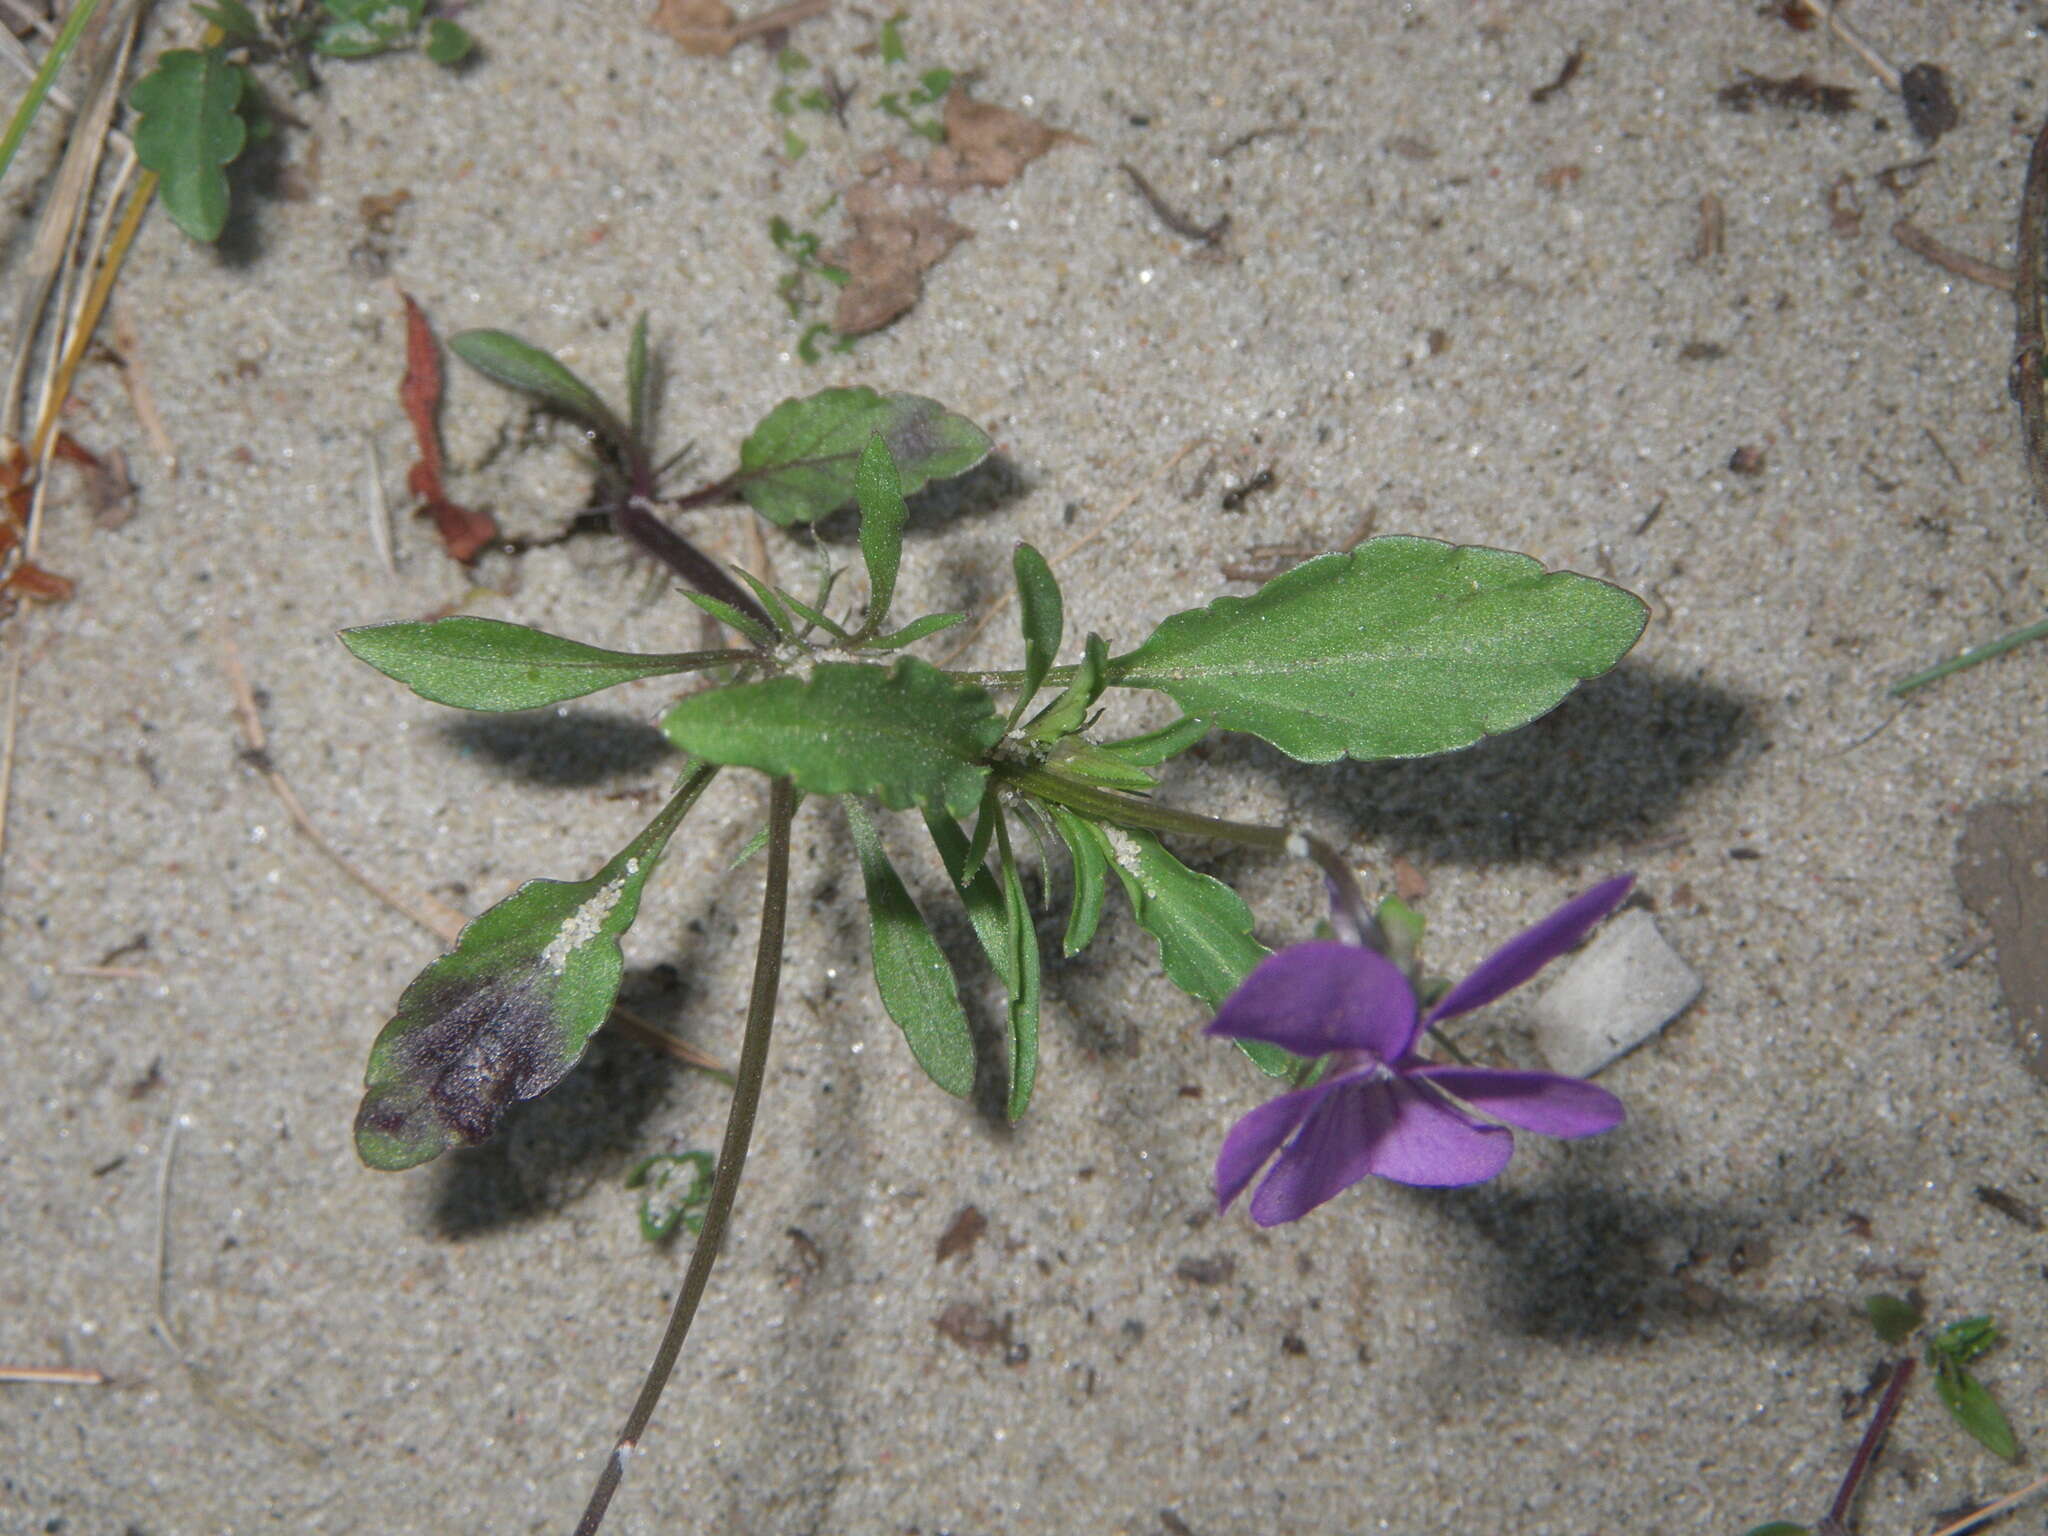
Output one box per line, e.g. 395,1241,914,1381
997,763,1385,950
613,494,775,637
572,776,797,1536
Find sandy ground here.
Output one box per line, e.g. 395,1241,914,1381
7,2,2048,1532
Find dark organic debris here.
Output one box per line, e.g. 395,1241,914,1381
1974,1184,2045,1232
1530,44,1585,105
935,1203,987,1263
1121,161,1229,246
1728,445,1767,476
1900,62,1958,144
1174,1254,1236,1286
934,1301,1028,1363
1716,70,1855,117
1219,467,1275,512
1955,799,2048,1081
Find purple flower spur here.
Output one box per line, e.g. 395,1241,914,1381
1209,876,1633,1226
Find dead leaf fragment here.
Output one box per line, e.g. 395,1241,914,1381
649,0,827,57
826,88,1071,336
1955,799,2048,1081
397,291,498,565
935,1204,987,1264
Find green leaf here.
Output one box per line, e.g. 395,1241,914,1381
845,799,975,1097
855,434,908,633
661,658,1001,816
1865,1293,1923,1345
447,330,628,446
1010,543,1062,724
1933,1356,2020,1462
1044,738,1158,792
128,48,249,243
1027,631,1109,742
626,1150,714,1241
729,567,799,640
879,9,907,62
1107,538,1649,763
1932,1315,2000,1367
625,315,652,446
423,17,474,64
353,767,715,1170
315,0,423,56
1090,823,1294,1079
995,818,1041,1120
679,588,778,650
339,617,737,711
1739,1525,1810,1536
193,0,260,40
869,611,967,649
1046,804,1107,957
1098,713,1211,767
735,387,991,526
922,808,1014,986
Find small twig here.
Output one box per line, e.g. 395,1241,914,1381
1209,124,1297,160
1794,0,1901,94
152,1113,189,1355
0,1364,107,1385
1892,219,2014,292
1923,1471,2048,1536
1923,426,1966,486
2014,115,2048,515
365,433,397,576
109,286,175,474
1120,162,1229,245
1817,1356,1914,1534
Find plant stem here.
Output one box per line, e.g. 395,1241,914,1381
1818,1355,1914,1536
572,776,797,1536
613,494,775,636
1889,616,2048,696
997,763,1385,950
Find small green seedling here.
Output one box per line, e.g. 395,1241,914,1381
129,1,475,241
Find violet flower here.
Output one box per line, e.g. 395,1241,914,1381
1209,876,1633,1226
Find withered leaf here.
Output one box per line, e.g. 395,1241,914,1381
648,0,827,57
826,88,1071,336
1955,798,2048,1081
398,291,498,564
934,1301,1009,1353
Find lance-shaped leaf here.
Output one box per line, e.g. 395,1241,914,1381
1026,632,1109,743
923,808,1014,983
845,798,975,1096
1009,543,1062,724
625,314,653,447
128,48,249,243
448,329,628,447
995,818,1041,1121
1045,804,1107,957
1097,713,1210,767
354,766,716,1170
1083,821,1294,1079
736,387,991,525
855,433,908,634
340,617,743,711
661,657,1001,816
1107,538,1649,763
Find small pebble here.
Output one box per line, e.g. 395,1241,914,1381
1532,909,1701,1077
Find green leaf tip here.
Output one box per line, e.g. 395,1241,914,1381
340,616,740,711
353,768,714,1169
447,330,627,445
855,433,908,634
129,48,249,242
736,387,991,526
1108,537,1649,763
661,657,1001,816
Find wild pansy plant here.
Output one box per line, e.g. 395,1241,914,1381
339,324,1650,1531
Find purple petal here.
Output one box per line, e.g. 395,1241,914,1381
1408,1065,1625,1138
1214,1080,1331,1212
1425,874,1634,1025
1206,941,1418,1060
1246,1075,1513,1225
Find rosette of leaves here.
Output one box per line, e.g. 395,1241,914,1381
341,378,1649,1168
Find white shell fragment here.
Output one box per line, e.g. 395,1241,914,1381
1531,909,1701,1078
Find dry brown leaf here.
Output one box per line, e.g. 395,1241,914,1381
649,0,827,57
825,89,1070,335
1956,799,2048,1081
